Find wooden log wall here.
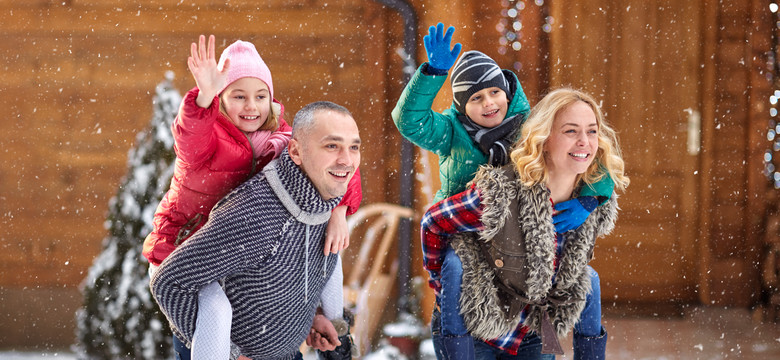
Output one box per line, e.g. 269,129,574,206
0,0,408,348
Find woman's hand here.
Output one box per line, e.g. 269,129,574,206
188,34,229,108
423,22,462,71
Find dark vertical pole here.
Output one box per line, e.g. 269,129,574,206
373,0,417,314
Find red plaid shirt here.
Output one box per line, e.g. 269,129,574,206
421,184,578,355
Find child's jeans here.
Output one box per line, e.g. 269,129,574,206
173,335,191,360
440,246,470,336
573,267,602,337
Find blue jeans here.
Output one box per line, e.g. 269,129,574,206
440,247,469,336
173,335,191,360
573,267,602,337
474,333,555,360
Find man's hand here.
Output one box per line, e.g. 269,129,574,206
188,34,230,108
306,314,341,351
323,205,349,255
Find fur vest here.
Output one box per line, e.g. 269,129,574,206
451,164,618,340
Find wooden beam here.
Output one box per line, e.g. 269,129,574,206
697,0,719,305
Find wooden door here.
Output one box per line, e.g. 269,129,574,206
547,0,704,307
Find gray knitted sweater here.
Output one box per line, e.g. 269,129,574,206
150,150,342,360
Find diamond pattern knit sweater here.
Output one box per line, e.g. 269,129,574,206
151,150,342,360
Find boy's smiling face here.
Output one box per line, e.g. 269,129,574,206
464,87,509,128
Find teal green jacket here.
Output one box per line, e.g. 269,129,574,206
392,63,613,203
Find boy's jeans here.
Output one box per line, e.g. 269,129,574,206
440,246,470,335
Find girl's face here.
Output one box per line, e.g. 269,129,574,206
544,101,599,177
464,87,509,128
220,77,271,133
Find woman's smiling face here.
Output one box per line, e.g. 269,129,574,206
544,100,599,176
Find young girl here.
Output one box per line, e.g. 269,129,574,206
421,88,629,360
392,24,613,358
142,35,361,359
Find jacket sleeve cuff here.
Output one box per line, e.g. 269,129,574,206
421,62,449,76
338,168,363,216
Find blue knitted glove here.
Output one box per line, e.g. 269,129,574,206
553,196,599,233
423,23,462,72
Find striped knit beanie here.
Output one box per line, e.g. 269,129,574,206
217,40,274,98
451,50,510,114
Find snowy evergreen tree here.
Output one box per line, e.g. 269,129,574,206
75,72,181,359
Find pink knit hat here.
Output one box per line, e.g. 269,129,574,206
217,40,274,98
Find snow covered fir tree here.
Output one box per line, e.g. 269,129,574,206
75,72,181,359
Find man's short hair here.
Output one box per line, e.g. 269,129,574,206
292,101,353,139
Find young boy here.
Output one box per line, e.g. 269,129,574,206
392,23,613,359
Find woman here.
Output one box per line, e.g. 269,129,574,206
421,87,630,359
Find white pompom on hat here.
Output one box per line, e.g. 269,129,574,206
217,40,274,99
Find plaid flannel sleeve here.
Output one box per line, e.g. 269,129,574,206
420,184,484,292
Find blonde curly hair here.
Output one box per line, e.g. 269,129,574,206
510,87,629,192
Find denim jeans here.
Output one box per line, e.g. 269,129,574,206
430,306,453,360
173,335,191,360
440,246,468,336
474,333,555,360
573,266,602,337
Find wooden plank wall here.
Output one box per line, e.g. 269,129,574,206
699,0,771,307
0,0,409,348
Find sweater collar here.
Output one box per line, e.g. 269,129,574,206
263,149,342,225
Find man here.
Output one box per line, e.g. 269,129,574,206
151,101,361,360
